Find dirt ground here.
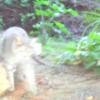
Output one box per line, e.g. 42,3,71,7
1,62,100,100
35,64,100,100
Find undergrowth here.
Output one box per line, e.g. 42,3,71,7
43,32,100,72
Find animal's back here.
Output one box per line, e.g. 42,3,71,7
3,26,28,37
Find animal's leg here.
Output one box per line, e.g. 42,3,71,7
18,60,37,95
7,70,15,91
5,63,16,92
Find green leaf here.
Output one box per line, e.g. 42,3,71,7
54,21,68,33
51,3,65,13
34,0,50,6
44,45,54,52
66,9,78,16
35,9,43,16
65,41,77,52
4,0,13,5
89,32,100,40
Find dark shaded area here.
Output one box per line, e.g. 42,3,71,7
0,1,36,32
0,0,99,34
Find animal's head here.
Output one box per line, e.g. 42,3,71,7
15,37,42,57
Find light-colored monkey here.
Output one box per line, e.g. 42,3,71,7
0,26,41,95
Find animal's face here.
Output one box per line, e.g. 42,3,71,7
13,37,42,59
15,36,23,46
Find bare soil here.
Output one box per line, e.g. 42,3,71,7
35,64,100,100
1,63,100,100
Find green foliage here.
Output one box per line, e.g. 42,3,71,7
20,0,30,7
20,13,35,25
0,16,4,30
82,8,100,35
66,8,78,16
3,0,13,5
83,10,100,23
54,21,68,34
42,38,69,62
3,0,78,42
3,0,30,7
32,0,78,42
59,32,100,70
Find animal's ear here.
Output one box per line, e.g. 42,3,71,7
15,36,23,46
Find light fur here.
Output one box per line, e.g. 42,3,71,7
0,26,41,94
